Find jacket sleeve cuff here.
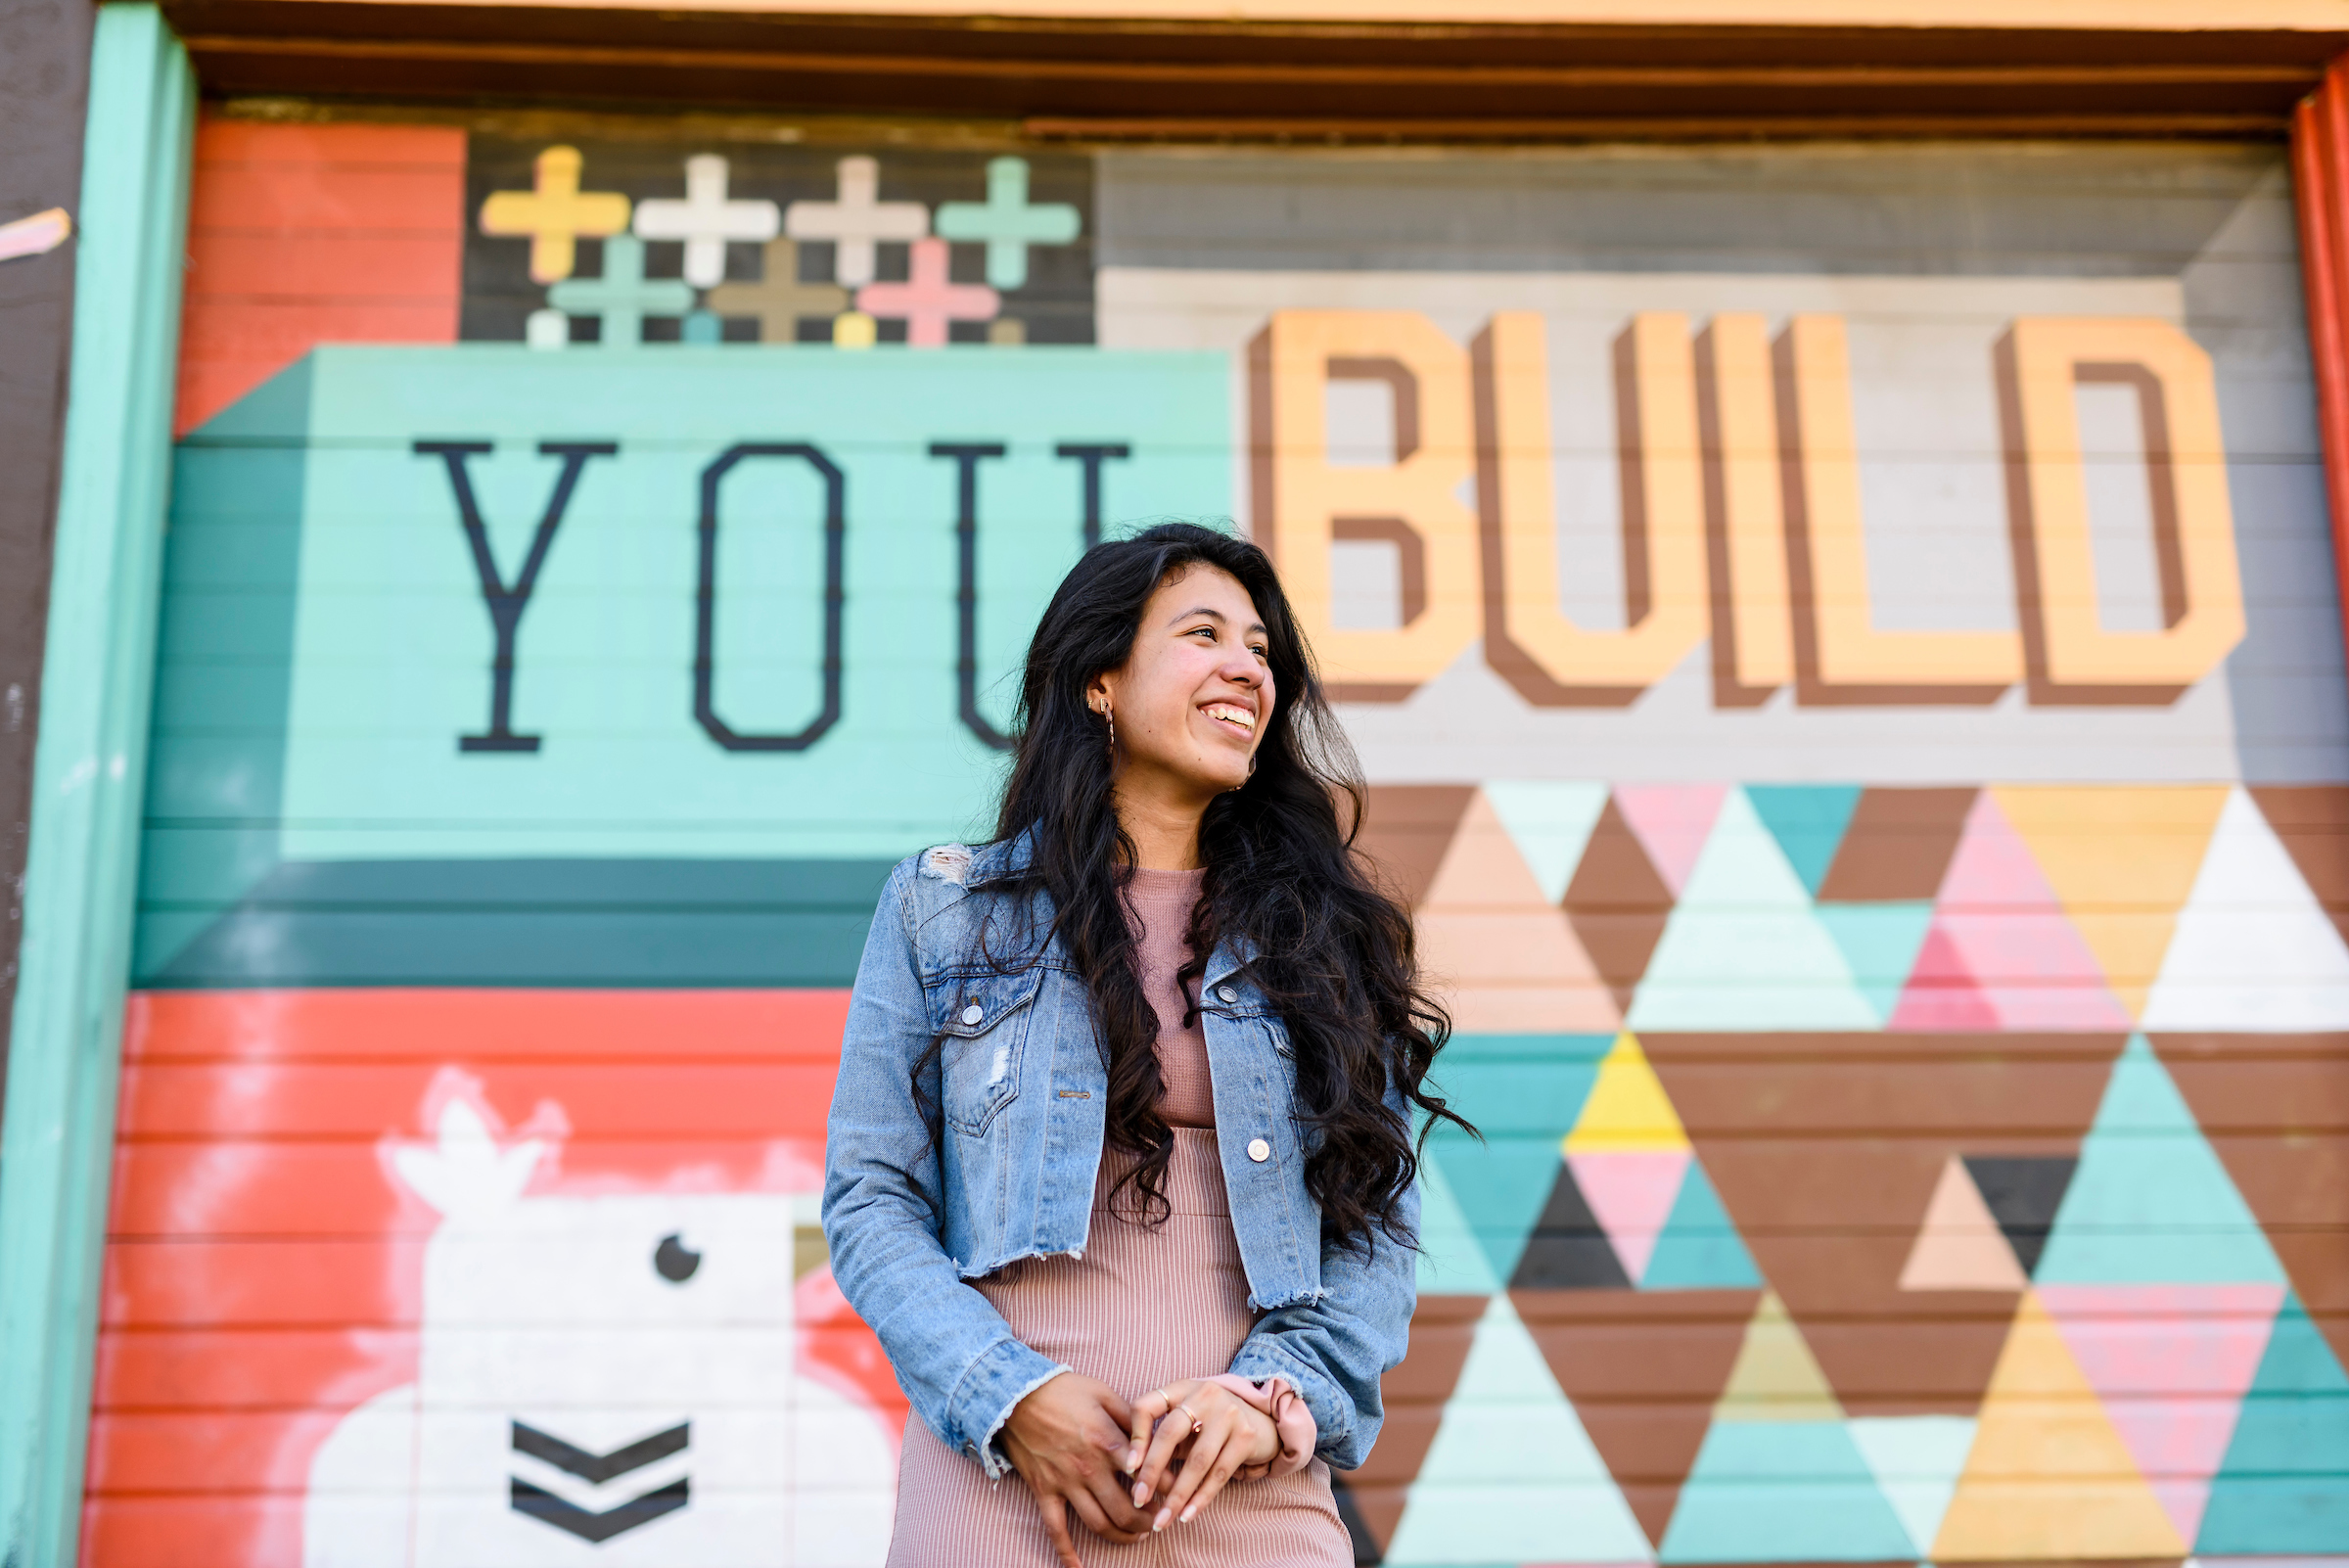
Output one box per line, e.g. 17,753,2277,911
1226,1338,1350,1464
949,1335,1070,1481
1201,1374,1315,1479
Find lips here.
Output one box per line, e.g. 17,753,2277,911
1202,702,1256,738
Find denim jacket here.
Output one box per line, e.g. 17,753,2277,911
822,831,1417,1480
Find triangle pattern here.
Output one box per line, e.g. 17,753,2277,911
1963,1155,2078,1276
1417,789,1620,1034
1900,1156,2029,1292
1613,784,1728,898
1628,788,1879,1031
1423,1035,1609,1286
2247,785,2349,948
1714,1288,1841,1423
1382,1293,1656,1563
1888,918,2004,1031
1931,1289,2188,1560
1659,1418,1914,1561
2197,1291,2349,1552
1416,1143,1503,1296
1992,785,2231,1019
1484,779,1610,905
1641,1162,1764,1291
2142,786,2349,1029
2038,1281,2287,1545
1569,1151,1690,1286
1847,1414,1977,1558
1566,1034,1689,1154
1815,899,1935,1025
1745,784,1864,898
1513,1156,1635,1290
2036,1035,2286,1288
1564,798,1678,1014
1900,790,2134,1031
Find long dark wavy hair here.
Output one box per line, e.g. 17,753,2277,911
932,521,1469,1255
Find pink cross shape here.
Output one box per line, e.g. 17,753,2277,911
854,239,999,347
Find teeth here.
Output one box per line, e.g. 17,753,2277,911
1205,705,1255,731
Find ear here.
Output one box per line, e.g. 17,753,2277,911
1084,669,1117,713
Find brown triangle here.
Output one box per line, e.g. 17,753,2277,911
1339,1292,1483,1554
2155,1031,2349,1371
1356,785,1478,910
1643,1031,2127,1417
1563,797,1676,1012
1815,786,1977,902
1512,1285,1760,1548
2246,787,2349,949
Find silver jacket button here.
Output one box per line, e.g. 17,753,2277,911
1246,1137,1271,1163
1216,984,1238,1003
960,1004,984,1026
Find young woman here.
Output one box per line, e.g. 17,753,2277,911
823,523,1463,1567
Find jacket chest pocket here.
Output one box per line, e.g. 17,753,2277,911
931,968,1045,1137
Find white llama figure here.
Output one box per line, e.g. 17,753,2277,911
302,1095,896,1567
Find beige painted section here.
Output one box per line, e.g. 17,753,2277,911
247,0,2349,28
2006,316,2245,689
1783,312,2026,689
1257,310,1482,691
1702,312,1794,691
1481,309,1709,694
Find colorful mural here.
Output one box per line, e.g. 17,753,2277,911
90,114,2349,1564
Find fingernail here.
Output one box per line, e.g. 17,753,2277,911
1153,1508,1171,1532
1125,1448,1140,1471
1180,1506,1197,1524
1131,1483,1148,1506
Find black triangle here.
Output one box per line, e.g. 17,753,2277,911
1509,1159,1633,1290
1961,1155,2078,1275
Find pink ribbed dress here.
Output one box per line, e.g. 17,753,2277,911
885,866,1351,1566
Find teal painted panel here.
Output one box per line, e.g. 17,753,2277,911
2036,1035,2285,1287
1815,901,1935,1025
1660,1420,1917,1563
1640,1161,1762,1291
2198,1293,2349,1552
1745,784,1862,898
1424,1034,1610,1285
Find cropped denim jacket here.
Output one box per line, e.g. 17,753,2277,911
821,831,1417,1480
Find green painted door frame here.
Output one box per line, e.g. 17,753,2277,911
0,8,193,1564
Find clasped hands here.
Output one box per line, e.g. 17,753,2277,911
1000,1371,1279,1568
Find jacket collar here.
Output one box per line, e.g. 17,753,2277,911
967,825,1262,992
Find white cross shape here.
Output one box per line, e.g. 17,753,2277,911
631,155,781,288
784,156,928,288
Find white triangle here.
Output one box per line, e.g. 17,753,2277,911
1383,1294,1655,1564
1847,1413,1976,1556
1483,781,1610,904
2142,787,2349,1029
1628,788,1878,1031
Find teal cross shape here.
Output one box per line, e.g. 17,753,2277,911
934,158,1081,290
546,235,696,346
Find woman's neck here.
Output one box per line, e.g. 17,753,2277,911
1112,775,1208,870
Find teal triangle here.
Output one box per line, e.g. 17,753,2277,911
1384,1294,1656,1563
1416,1144,1503,1296
1816,901,1935,1025
1484,780,1610,904
2036,1035,2285,1286
1641,1160,1763,1290
1744,784,1863,898
1659,1420,1915,1562
1629,788,1879,1032
1425,1035,1608,1284
2198,1293,2349,1551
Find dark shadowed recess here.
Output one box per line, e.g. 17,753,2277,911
134,856,898,988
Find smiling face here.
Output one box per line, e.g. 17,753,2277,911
1087,564,1274,843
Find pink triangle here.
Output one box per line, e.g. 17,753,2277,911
1566,1150,1691,1285
1887,919,2002,1031
1922,793,2132,1031
2038,1283,2288,1545
1610,785,1728,898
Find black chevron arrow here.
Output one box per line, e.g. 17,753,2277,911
511,1476,689,1544
511,1419,689,1484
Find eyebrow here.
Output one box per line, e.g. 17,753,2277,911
1171,606,1269,638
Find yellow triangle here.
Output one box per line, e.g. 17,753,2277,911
1989,786,2230,1019
1932,1290,2188,1560
1562,1033,1688,1154
1713,1288,1841,1423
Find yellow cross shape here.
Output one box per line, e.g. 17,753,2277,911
480,146,632,284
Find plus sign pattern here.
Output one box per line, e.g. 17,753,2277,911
463,139,1092,346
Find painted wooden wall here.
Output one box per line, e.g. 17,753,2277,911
84,111,2349,1565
